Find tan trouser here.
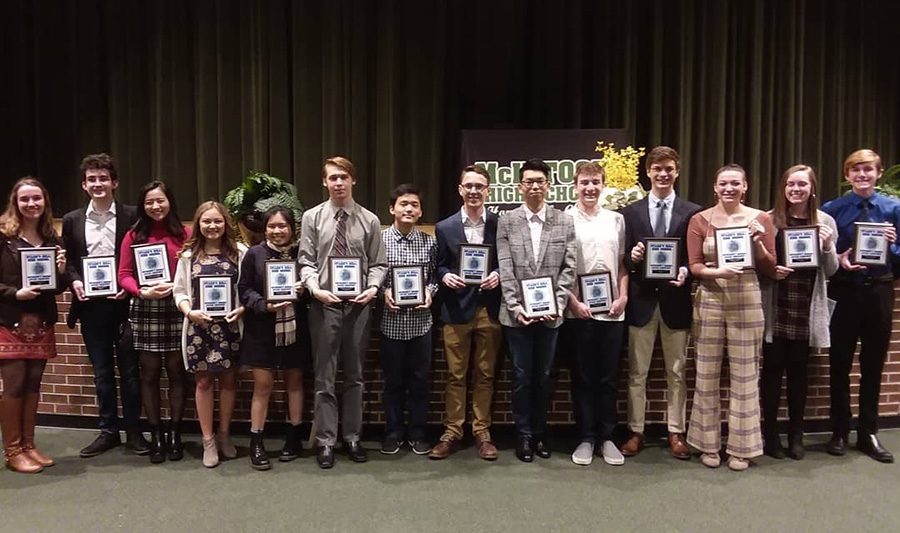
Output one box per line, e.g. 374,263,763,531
441,306,502,440
626,304,689,434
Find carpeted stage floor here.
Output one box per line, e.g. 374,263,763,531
1,427,898,532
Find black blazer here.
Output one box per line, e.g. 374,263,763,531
434,209,500,324
61,202,138,327
621,195,702,329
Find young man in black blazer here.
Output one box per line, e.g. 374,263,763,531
619,146,701,459
61,153,148,457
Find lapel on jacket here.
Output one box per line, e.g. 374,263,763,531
635,197,654,237
668,197,690,237
484,210,498,245
71,207,88,258
515,207,536,273
114,202,132,259
535,206,556,269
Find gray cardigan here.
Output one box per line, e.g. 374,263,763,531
760,210,838,348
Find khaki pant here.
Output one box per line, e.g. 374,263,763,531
626,305,689,434
440,306,502,440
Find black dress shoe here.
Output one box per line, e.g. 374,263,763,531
167,422,184,461
317,445,335,469
125,430,151,455
787,432,805,461
149,425,167,464
249,431,271,471
826,433,847,456
534,437,551,459
764,435,786,460
516,436,534,463
79,432,121,458
857,433,894,463
346,440,368,463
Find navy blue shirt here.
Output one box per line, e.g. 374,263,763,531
821,191,900,278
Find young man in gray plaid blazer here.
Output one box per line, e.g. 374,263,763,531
496,159,576,462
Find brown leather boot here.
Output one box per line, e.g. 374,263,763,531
22,393,54,467
1,397,43,474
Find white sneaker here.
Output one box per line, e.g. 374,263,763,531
601,440,625,466
571,441,594,465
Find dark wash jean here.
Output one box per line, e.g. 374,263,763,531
80,300,141,433
504,324,559,437
380,330,432,441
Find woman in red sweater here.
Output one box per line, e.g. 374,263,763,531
118,180,189,464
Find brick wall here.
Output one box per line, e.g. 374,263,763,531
19,286,900,431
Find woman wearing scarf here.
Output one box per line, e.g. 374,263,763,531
238,206,310,470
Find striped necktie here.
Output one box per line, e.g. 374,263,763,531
333,209,348,256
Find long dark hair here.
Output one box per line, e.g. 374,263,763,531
772,164,819,229
0,177,58,242
132,180,186,243
181,201,239,263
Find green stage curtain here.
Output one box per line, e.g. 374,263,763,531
1,0,897,221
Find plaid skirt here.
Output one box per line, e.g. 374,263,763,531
130,297,182,353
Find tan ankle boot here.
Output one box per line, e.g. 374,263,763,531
1,397,43,474
21,393,54,467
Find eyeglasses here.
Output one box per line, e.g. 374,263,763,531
521,178,548,187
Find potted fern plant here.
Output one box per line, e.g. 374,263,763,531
224,170,304,245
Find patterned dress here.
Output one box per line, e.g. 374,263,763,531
184,254,241,373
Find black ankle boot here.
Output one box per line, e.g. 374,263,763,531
249,431,271,471
763,433,786,459
167,421,184,461
787,431,805,460
280,424,303,462
149,425,167,464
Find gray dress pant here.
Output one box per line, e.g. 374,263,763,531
309,300,371,446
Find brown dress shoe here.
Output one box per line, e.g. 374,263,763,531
620,432,644,457
475,434,498,461
668,433,691,460
428,438,459,460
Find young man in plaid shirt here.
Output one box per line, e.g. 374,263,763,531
379,184,438,455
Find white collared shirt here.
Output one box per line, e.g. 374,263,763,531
648,191,676,235
85,200,117,257
569,204,625,322
524,204,547,261
460,206,487,245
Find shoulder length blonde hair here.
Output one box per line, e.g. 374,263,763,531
0,177,57,241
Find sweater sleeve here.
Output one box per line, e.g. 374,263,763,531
238,247,267,314
117,230,140,296
172,254,192,309
686,212,708,277
754,212,778,279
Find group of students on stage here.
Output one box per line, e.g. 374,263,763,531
0,147,896,475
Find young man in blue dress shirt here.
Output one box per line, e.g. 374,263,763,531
821,149,899,463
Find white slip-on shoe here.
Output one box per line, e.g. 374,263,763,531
571,441,594,466
601,440,625,466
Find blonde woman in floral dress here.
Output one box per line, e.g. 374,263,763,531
174,201,246,468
